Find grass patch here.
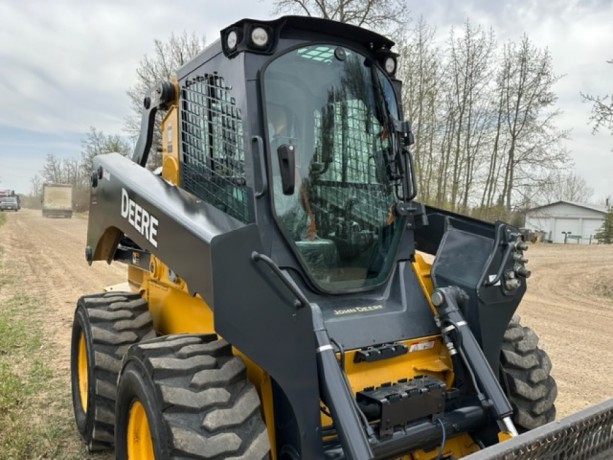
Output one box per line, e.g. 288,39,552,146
0,212,6,226
0,294,68,458
0,274,103,458
595,278,613,299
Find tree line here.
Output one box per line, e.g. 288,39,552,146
397,19,591,221
30,0,606,221
27,128,132,210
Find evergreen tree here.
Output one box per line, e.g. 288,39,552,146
594,208,613,244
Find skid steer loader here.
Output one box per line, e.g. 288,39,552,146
70,15,613,459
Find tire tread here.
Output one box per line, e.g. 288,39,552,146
72,291,153,451
121,334,270,459
500,315,557,431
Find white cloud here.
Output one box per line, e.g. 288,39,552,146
0,0,273,134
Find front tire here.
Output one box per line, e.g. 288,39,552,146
70,292,155,451
500,315,557,431
115,334,270,459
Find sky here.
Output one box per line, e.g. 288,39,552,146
0,0,611,202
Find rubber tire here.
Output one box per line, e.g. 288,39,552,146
70,291,155,451
115,334,270,459
500,315,557,431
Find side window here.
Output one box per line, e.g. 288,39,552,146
180,73,249,223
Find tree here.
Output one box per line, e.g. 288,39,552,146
396,20,569,220
532,171,593,204
581,59,613,139
397,17,440,204
594,207,613,244
272,0,410,34
125,32,206,169
39,154,81,186
495,36,568,212
29,175,43,199
440,21,495,213
81,127,132,182
78,127,132,210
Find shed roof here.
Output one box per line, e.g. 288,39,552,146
526,200,607,215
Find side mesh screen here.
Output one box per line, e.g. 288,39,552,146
180,74,249,223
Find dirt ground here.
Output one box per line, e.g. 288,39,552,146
0,209,125,382
515,241,613,418
0,208,611,442
0,209,123,458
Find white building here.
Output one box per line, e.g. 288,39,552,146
525,201,607,244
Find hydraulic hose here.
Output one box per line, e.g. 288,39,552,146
431,286,517,435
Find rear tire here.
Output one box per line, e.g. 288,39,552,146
70,292,155,451
500,315,557,431
115,334,270,459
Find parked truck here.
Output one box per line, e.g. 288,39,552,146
0,189,20,211
42,183,73,218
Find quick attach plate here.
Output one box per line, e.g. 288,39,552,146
356,375,446,438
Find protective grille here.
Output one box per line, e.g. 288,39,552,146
464,399,613,460
180,74,249,223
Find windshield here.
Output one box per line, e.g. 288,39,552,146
264,44,404,292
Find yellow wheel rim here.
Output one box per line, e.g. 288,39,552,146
77,332,88,411
127,400,155,459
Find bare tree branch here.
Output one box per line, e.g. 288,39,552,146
271,0,410,34
125,32,206,169
581,59,613,137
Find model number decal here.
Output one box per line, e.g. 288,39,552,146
121,188,159,247
333,305,384,316
409,340,435,352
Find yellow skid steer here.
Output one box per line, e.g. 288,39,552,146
70,15,613,459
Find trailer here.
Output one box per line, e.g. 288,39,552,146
42,183,73,218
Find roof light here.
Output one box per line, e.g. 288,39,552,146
226,30,238,51
220,21,276,57
250,27,270,48
384,56,396,75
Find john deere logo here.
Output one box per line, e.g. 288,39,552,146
121,188,159,247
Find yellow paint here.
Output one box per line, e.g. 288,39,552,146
235,350,278,460
342,337,454,392
411,253,438,315
127,265,146,292
147,280,214,335
77,332,88,411
126,400,155,459
319,336,454,429
160,84,180,185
